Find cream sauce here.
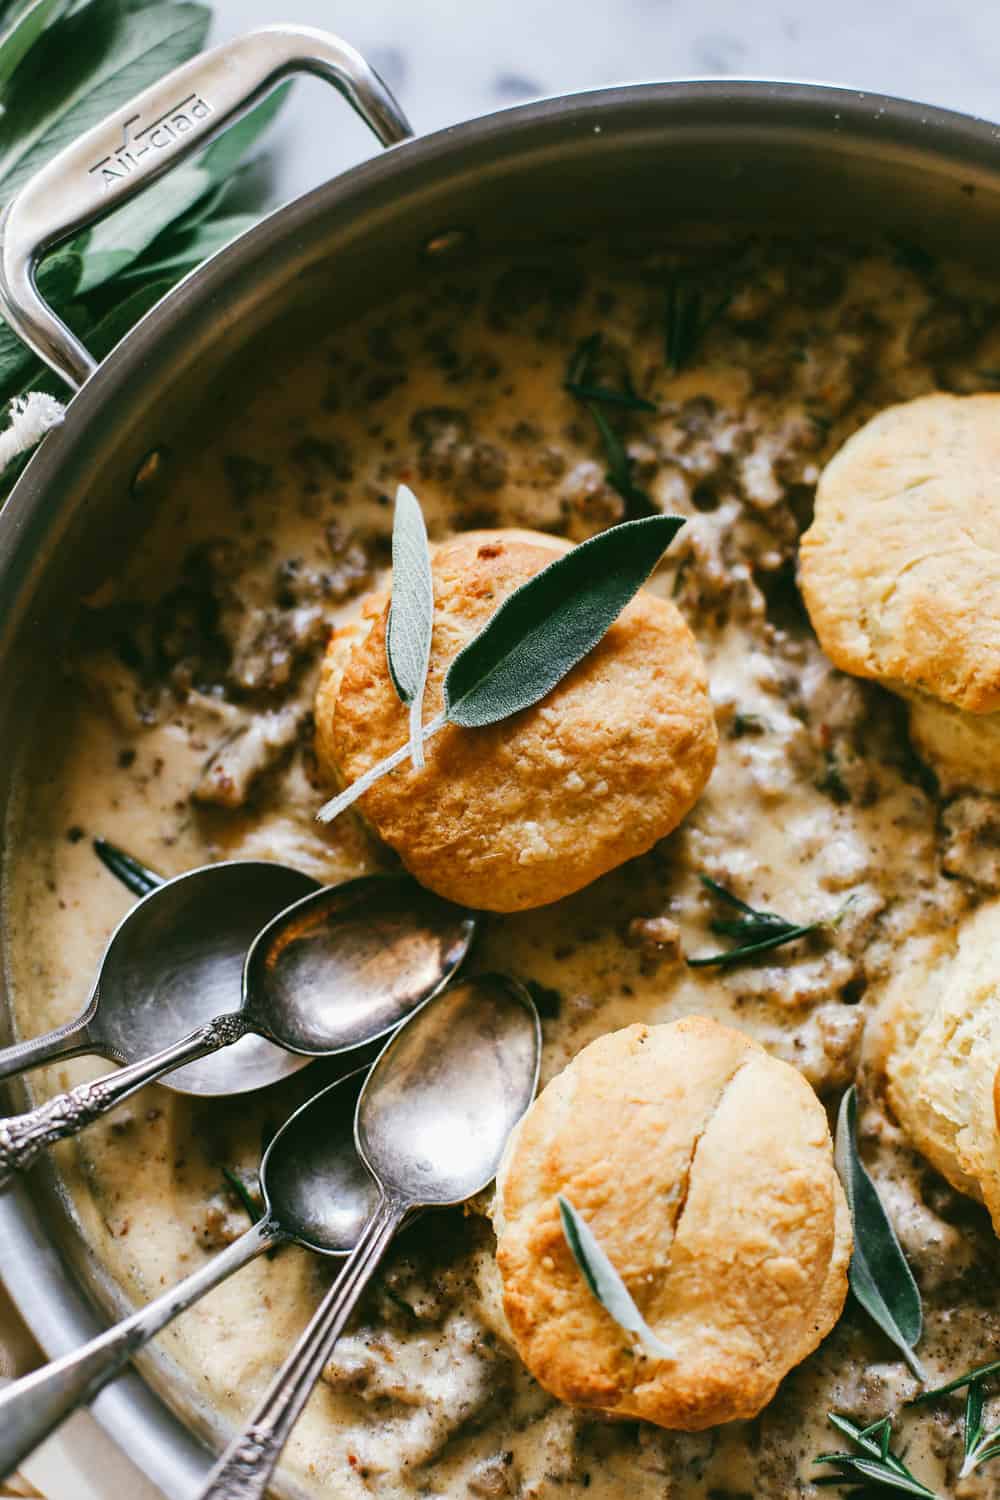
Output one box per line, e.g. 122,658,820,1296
5,237,1000,1497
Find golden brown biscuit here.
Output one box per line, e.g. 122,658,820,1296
799,394,1000,788
904,694,1000,795
883,900,1000,1229
315,528,717,912
494,1019,850,1430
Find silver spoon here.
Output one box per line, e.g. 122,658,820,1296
0,874,476,1183
0,846,318,1094
0,1065,377,1482
200,972,540,1500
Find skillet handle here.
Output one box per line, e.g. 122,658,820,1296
0,25,412,393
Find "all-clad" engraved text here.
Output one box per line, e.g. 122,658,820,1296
88,93,213,188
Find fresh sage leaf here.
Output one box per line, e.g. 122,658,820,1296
317,510,685,823
0,0,210,203
196,82,290,182
73,163,212,292
83,276,176,362
835,1086,926,1380
0,0,289,489
117,213,258,282
0,0,67,88
75,88,289,294
386,483,434,770
444,513,683,728
0,247,80,393
559,1195,673,1360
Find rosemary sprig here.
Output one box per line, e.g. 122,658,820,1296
564,333,655,411
221,1165,262,1226
664,273,730,373
686,875,849,968
564,334,656,516
913,1361,1000,1478
814,1413,937,1497
958,1380,1000,1477
912,1359,1000,1402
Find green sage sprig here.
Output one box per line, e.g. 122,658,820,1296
558,1195,672,1360
687,875,850,968
564,334,655,517
814,1413,937,1497
386,484,434,771
913,1360,1000,1478
317,507,684,823
835,1086,926,1381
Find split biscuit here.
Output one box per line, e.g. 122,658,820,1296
315,528,717,912
799,393,1000,790
494,1018,850,1430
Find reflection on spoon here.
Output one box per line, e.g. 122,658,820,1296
0,874,477,1183
0,849,318,1095
199,973,541,1500
0,1067,377,1482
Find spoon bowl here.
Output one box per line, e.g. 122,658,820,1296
358,972,541,1205
0,872,477,1182
0,856,317,1095
199,973,541,1500
260,1068,379,1254
0,1066,379,1480
97,860,321,1095
246,875,477,1058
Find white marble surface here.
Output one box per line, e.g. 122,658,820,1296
212,0,1000,203
11,0,1000,1494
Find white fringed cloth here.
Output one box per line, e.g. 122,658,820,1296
0,393,65,478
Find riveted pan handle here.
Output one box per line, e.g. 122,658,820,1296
0,24,413,392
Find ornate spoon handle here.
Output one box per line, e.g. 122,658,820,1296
0,1215,282,1483
0,1013,248,1184
199,1194,404,1500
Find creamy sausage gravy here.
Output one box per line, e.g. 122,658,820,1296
5,235,1000,1498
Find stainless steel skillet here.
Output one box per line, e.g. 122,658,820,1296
3,21,1000,1498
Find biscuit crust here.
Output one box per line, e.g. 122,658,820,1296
800,393,1000,716
883,901,1000,1228
315,529,717,912
904,690,1000,795
494,1019,850,1430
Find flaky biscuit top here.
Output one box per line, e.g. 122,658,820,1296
315,528,717,912
494,1018,851,1431
800,392,1000,717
